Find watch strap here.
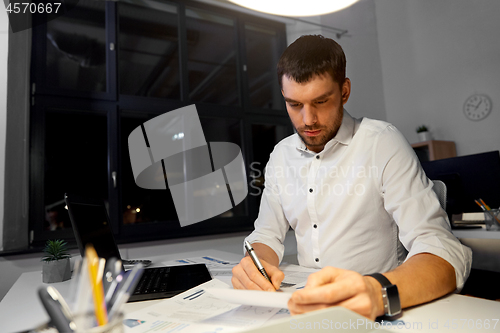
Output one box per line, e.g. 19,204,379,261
366,273,401,317
367,273,392,288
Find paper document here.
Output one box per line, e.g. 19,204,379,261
280,264,319,288
205,288,292,309
162,256,239,271
124,279,281,333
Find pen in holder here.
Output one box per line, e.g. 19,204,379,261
73,312,124,333
475,199,500,231
37,245,143,333
484,209,500,231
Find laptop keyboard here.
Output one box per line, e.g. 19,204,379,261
134,267,171,295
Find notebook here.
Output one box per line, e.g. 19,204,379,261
64,193,212,302
451,212,485,229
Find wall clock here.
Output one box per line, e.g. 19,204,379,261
463,94,492,121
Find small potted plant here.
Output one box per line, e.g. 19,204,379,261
416,125,432,142
42,239,72,283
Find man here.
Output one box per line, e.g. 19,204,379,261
231,35,471,320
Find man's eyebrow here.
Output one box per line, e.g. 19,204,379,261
311,90,335,101
284,97,300,104
283,90,335,104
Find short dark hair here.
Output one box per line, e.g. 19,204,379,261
277,35,346,88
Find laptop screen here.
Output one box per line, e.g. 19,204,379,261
66,200,122,261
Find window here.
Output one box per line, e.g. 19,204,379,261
118,1,180,99
29,0,291,246
185,7,239,105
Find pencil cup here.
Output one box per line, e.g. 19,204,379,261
484,209,500,231
73,312,124,333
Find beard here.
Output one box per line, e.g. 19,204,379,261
296,125,334,150
295,106,344,152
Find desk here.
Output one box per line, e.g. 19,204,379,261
452,229,500,273
452,229,500,240
1,250,499,333
0,249,241,333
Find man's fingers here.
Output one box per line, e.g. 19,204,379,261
292,271,365,304
232,263,266,290
288,299,329,315
233,256,281,291
305,266,340,288
265,263,285,290
241,257,276,291
288,294,375,320
335,295,376,320
291,281,354,305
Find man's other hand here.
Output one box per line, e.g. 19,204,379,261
287,267,383,320
231,256,284,292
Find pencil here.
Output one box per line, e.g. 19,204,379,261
85,244,108,326
476,199,500,225
479,198,491,210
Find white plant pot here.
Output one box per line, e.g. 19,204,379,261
42,258,71,283
418,131,432,142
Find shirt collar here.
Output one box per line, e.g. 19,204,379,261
295,109,355,153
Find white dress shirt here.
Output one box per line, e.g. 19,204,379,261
245,110,472,290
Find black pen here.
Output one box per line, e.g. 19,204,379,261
103,258,122,301
38,286,76,332
244,240,274,290
107,263,144,320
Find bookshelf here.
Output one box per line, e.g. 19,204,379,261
411,140,456,162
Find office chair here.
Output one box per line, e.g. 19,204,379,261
432,180,447,211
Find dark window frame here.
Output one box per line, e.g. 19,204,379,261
28,0,292,248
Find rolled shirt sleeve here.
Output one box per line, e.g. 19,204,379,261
375,125,472,290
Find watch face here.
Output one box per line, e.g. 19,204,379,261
464,94,492,121
383,285,401,316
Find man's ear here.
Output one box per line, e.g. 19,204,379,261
342,78,351,104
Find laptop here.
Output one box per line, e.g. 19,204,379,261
64,193,212,302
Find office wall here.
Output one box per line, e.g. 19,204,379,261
0,5,9,251
319,0,387,122
375,0,500,156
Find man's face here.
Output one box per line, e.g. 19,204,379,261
281,73,351,153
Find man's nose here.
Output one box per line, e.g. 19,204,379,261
302,105,317,126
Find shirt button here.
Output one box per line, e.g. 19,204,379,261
313,224,317,228
316,155,320,159
315,258,319,262
309,188,313,193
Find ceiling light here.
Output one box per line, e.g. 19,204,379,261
227,0,360,17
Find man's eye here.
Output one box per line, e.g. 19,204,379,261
316,100,327,104
288,102,301,107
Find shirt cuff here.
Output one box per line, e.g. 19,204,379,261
243,232,285,264
405,236,472,291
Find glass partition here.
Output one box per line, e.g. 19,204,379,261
186,7,239,106
45,0,106,92
118,0,180,99
44,110,108,231
120,111,245,227
245,23,283,110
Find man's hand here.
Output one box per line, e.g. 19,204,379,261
288,267,384,320
232,255,284,291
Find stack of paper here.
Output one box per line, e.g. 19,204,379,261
124,262,318,332
123,279,282,333
452,212,485,228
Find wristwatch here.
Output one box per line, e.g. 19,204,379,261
366,273,401,317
